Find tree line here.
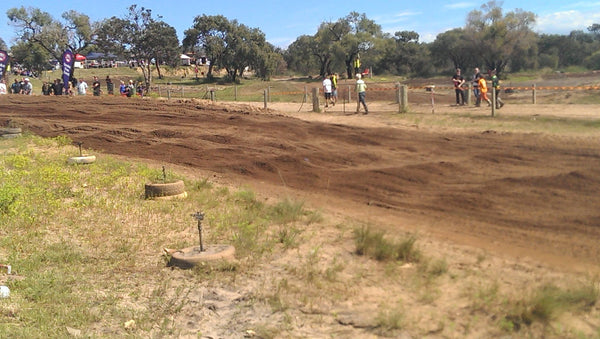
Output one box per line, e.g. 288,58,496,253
2,1,600,90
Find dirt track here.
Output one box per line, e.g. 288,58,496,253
1,95,599,272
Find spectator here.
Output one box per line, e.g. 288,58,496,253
42,82,51,95
11,79,21,94
452,68,465,105
92,76,101,96
355,73,368,114
126,80,135,97
322,75,332,108
477,73,492,107
472,67,481,106
0,79,7,95
53,79,63,95
119,80,126,96
106,75,114,95
490,70,504,109
77,78,88,95
331,73,338,105
21,78,33,95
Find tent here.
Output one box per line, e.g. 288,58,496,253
180,54,191,66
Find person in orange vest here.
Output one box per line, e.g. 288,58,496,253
477,73,492,107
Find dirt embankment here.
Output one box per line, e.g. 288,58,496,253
1,95,599,272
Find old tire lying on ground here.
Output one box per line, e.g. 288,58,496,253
144,180,186,199
1,127,22,139
169,244,236,268
67,155,96,164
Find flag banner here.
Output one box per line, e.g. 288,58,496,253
0,50,9,82
62,50,74,93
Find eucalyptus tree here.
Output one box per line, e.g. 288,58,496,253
96,5,179,89
184,15,275,82
464,0,537,75
6,7,95,76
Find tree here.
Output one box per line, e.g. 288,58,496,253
0,38,7,51
96,5,179,90
10,40,51,74
7,7,95,78
429,28,477,71
464,0,537,75
184,15,274,82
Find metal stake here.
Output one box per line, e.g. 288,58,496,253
75,141,83,156
191,212,205,252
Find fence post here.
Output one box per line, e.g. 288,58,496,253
312,87,320,112
491,87,496,117
304,86,308,103
395,82,400,104
466,83,472,105
181,86,184,98
158,86,161,97
210,90,215,102
264,89,268,109
532,84,536,104
267,86,271,102
347,85,352,102
234,85,237,101
400,85,408,113
167,88,171,100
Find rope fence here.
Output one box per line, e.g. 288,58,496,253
150,81,600,114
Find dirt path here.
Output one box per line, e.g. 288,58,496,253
1,95,599,273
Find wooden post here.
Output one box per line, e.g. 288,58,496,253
264,89,268,109
532,84,536,104
400,85,408,113
491,87,496,117
395,83,400,104
304,86,308,103
181,86,184,98
210,90,215,102
466,83,472,106
312,87,320,112
234,85,237,101
267,86,271,102
347,85,352,102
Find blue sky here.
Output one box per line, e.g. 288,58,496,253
1,1,600,49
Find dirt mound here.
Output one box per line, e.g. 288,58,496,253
1,95,599,270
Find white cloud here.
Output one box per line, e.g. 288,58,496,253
535,10,600,34
374,11,421,25
444,2,477,10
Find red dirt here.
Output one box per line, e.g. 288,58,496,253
1,95,599,272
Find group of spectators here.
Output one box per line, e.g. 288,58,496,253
0,78,34,95
452,67,504,109
0,75,144,98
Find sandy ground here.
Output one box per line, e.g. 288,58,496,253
1,95,599,337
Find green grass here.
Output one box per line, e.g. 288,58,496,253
353,225,421,263
0,134,321,337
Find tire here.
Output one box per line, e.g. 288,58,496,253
67,155,96,164
0,127,22,135
1,133,22,139
169,244,236,268
145,180,185,199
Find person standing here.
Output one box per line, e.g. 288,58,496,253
11,79,21,94
0,79,7,95
331,73,338,105
77,78,88,95
92,76,101,96
322,75,332,108
472,67,481,106
452,68,465,105
21,78,33,95
490,70,504,109
355,73,368,114
106,75,114,95
477,74,492,107
53,79,63,96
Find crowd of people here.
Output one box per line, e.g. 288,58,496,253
321,67,369,114
0,75,145,98
452,67,504,109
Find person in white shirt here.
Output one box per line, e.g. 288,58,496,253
0,79,7,95
77,78,88,95
322,75,332,108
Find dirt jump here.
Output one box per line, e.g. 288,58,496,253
1,94,599,273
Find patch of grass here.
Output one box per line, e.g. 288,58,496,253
375,302,405,334
503,281,599,331
353,225,421,263
0,135,323,337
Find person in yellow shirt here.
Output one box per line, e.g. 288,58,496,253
477,74,491,107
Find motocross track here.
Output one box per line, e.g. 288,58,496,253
1,95,600,272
